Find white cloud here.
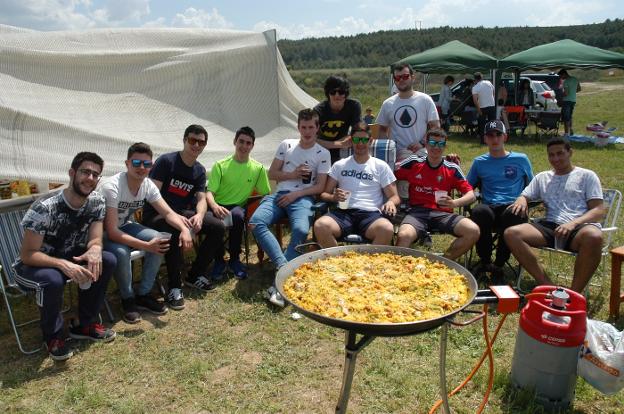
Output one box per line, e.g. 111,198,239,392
0,0,95,30
170,7,233,29
92,0,150,24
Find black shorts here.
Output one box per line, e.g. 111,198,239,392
326,208,386,238
401,206,464,236
530,220,599,250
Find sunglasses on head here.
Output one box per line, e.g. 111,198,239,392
329,89,347,96
187,137,207,147
351,136,370,144
393,73,411,82
427,139,447,148
130,159,153,168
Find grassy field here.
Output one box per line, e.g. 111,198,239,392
1,79,624,413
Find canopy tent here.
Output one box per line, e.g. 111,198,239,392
394,40,498,74
0,25,317,183
499,39,624,71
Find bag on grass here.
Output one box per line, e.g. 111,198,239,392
577,319,624,395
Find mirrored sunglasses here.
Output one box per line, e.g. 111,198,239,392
427,139,447,148
393,73,411,82
352,136,370,144
131,159,153,168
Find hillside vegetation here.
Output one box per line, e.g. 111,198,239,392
278,19,624,69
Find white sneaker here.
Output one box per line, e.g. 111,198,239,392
266,286,285,307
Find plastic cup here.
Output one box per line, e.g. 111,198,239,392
79,281,92,290
338,191,351,209
434,190,448,203
554,235,566,251
158,231,172,241
222,213,233,227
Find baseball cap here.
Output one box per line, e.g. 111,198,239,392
484,120,506,135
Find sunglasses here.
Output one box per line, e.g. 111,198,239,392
78,168,101,180
427,139,447,148
351,136,370,144
329,89,347,96
393,73,411,82
187,137,207,147
130,159,153,168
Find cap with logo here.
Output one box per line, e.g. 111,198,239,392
484,119,506,135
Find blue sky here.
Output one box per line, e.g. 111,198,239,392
1,0,622,39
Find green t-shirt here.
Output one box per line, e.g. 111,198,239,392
207,155,271,206
563,77,579,102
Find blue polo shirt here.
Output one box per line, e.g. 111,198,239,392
467,152,534,205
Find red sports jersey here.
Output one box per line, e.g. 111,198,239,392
395,155,473,212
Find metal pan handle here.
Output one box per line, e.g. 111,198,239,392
294,242,322,255
445,309,485,326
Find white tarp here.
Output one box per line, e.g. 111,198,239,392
0,25,317,183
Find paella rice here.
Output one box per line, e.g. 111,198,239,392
283,251,470,323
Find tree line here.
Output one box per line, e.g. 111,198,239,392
278,19,624,70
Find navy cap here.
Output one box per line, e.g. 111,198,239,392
484,119,506,135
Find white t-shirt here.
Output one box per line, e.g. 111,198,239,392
521,167,603,225
376,91,439,152
99,172,161,227
274,139,331,192
328,156,395,211
472,80,495,108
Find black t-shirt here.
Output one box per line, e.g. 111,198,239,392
314,98,362,164
144,151,206,215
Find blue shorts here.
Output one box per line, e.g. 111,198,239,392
401,206,464,237
561,101,575,122
326,209,386,238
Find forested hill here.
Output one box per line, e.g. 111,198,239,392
278,19,624,69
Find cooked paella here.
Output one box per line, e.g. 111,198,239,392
283,251,471,323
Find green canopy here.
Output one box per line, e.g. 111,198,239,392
395,40,498,74
499,39,624,71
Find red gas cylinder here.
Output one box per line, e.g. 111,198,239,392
511,286,587,411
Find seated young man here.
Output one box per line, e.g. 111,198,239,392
204,126,271,281
314,122,399,247
100,143,193,323
504,137,604,293
250,108,330,307
395,128,479,261
16,152,116,361
466,120,534,281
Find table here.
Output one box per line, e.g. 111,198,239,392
609,246,624,320
524,108,561,138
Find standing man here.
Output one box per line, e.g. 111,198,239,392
16,152,116,361
377,63,440,161
505,137,604,293
395,128,479,261
314,121,399,247
205,126,271,281
558,69,581,136
143,124,220,310
466,120,534,282
471,72,496,144
314,75,362,164
100,143,193,323
250,108,330,307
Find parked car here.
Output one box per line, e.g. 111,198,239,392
529,80,558,109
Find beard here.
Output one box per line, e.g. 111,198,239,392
71,178,93,198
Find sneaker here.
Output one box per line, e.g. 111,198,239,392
45,338,73,361
135,294,168,315
184,275,216,292
229,259,248,280
166,288,185,310
266,285,285,308
69,322,116,342
121,298,142,324
210,259,227,281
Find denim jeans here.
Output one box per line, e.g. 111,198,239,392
104,222,163,299
250,192,314,269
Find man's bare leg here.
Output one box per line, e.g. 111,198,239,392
569,226,603,293
313,216,342,248
364,218,395,245
504,223,553,285
396,224,419,247
444,218,480,261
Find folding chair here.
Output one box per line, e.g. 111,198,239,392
505,105,527,137
459,109,479,136
535,111,561,138
516,189,622,289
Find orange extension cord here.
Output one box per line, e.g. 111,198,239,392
428,292,549,413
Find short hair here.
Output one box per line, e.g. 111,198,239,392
444,75,454,84
70,152,104,172
474,72,483,80
127,142,152,159
558,69,569,77
298,108,319,127
546,136,571,151
183,124,208,140
351,121,370,136
392,63,414,75
426,127,448,141
323,75,350,99
235,126,256,143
